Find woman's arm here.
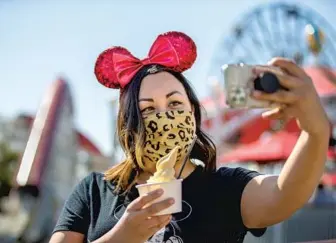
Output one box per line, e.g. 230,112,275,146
49,231,85,243
240,58,330,228
49,188,173,243
49,229,124,243
241,130,329,228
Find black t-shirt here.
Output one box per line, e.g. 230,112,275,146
53,166,266,243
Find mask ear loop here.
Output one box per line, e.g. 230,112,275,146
177,135,198,179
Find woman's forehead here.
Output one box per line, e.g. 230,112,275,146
139,72,187,97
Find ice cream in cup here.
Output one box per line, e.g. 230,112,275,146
136,146,182,216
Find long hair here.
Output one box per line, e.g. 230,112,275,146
104,65,217,193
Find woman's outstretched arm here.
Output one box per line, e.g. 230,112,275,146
240,58,330,228
242,130,328,228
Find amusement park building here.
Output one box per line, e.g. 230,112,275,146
0,78,111,242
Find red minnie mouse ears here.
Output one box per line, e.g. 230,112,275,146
94,31,197,89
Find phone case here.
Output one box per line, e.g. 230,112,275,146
222,64,280,109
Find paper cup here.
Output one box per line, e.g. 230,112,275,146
136,179,183,215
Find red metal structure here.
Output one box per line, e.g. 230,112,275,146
9,78,104,243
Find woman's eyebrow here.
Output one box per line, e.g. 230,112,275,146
166,91,182,98
139,98,154,102
139,91,182,102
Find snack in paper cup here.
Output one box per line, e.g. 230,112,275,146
136,146,182,215
136,179,183,215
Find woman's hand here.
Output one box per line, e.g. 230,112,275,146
105,189,173,243
253,57,330,137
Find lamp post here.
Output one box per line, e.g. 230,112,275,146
208,76,223,147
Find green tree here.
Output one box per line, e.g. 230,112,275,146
0,142,19,199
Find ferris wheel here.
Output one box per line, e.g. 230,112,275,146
208,2,336,78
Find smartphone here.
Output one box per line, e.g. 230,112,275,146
221,64,284,109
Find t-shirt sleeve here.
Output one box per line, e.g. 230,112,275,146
217,166,267,237
52,173,92,235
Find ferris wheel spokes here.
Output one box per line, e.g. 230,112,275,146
209,2,336,78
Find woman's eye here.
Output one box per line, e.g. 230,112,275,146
169,101,182,107
141,107,154,114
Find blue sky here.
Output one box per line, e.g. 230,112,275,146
0,0,335,155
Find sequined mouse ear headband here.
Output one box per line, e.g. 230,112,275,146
94,31,197,90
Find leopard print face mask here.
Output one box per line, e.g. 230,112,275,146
142,110,196,165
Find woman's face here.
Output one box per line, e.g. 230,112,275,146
138,72,193,116
137,72,195,174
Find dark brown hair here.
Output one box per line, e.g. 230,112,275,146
104,65,216,193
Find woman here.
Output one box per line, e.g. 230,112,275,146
50,31,330,243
